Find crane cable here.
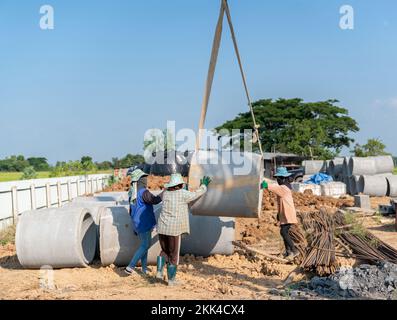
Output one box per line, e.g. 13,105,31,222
196,0,264,157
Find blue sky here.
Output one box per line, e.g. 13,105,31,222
0,0,396,163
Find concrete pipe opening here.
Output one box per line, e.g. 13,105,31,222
342,157,351,177
386,175,397,197
329,158,344,178
188,151,263,218
359,175,388,197
349,157,377,176
16,208,97,269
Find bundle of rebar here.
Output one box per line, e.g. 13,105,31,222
297,209,339,275
334,211,397,264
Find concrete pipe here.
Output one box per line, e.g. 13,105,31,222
73,197,117,205
348,176,362,195
63,202,114,259
343,176,352,195
342,157,352,177
371,156,395,174
359,175,388,197
16,208,97,269
329,158,344,178
64,201,116,224
99,206,161,267
188,151,263,218
349,157,377,176
99,205,236,266
95,192,129,203
386,175,397,197
303,160,326,175
180,216,235,257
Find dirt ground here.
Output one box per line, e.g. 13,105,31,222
1,175,396,300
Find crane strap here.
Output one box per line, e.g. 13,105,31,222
196,0,264,157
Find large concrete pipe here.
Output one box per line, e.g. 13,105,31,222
99,206,161,267
302,160,326,175
371,156,395,174
95,192,129,203
359,175,388,197
329,158,344,178
16,208,97,269
99,205,236,266
64,201,116,224
73,197,117,205
188,151,263,218
348,175,363,195
349,157,377,176
342,157,351,177
64,202,114,259
180,216,235,256
386,175,397,197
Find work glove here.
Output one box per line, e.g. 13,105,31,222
200,176,212,187
261,180,269,189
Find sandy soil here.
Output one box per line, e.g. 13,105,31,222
1,175,395,300
0,243,298,300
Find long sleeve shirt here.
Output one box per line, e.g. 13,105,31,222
268,184,298,225
157,185,207,236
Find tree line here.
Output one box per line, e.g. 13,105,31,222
0,154,145,178
216,98,393,160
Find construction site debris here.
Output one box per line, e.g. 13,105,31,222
308,262,397,299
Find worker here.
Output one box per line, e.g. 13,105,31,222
125,169,163,276
156,173,212,286
261,167,299,261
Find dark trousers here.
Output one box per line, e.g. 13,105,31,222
280,224,297,254
159,234,181,265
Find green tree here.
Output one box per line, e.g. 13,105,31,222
216,98,359,159
352,138,390,157
119,154,145,168
0,155,29,172
21,166,38,180
80,156,97,172
27,157,50,171
96,161,113,170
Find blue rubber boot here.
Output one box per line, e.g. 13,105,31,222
167,264,180,286
156,256,166,280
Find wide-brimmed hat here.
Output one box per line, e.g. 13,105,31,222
165,173,185,189
129,169,148,182
274,167,292,178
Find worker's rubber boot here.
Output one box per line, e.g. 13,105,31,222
156,256,166,280
167,264,180,286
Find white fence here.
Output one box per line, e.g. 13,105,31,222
0,174,111,231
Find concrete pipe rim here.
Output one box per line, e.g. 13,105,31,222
77,211,97,266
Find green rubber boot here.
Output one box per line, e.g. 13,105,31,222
156,256,166,280
167,264,180,286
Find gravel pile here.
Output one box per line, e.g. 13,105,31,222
309,263,397,299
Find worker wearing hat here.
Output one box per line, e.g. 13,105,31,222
262,167,299,261
125,169,163,276
156,173,211,286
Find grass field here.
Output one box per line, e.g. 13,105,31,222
394,168,397,175
0,171,112,182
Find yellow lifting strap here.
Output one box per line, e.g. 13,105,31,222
196,0,264,156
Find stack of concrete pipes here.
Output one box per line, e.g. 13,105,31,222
16,151,264,269
306,156,397,197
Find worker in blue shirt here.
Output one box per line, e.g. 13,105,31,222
125,169,163,276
